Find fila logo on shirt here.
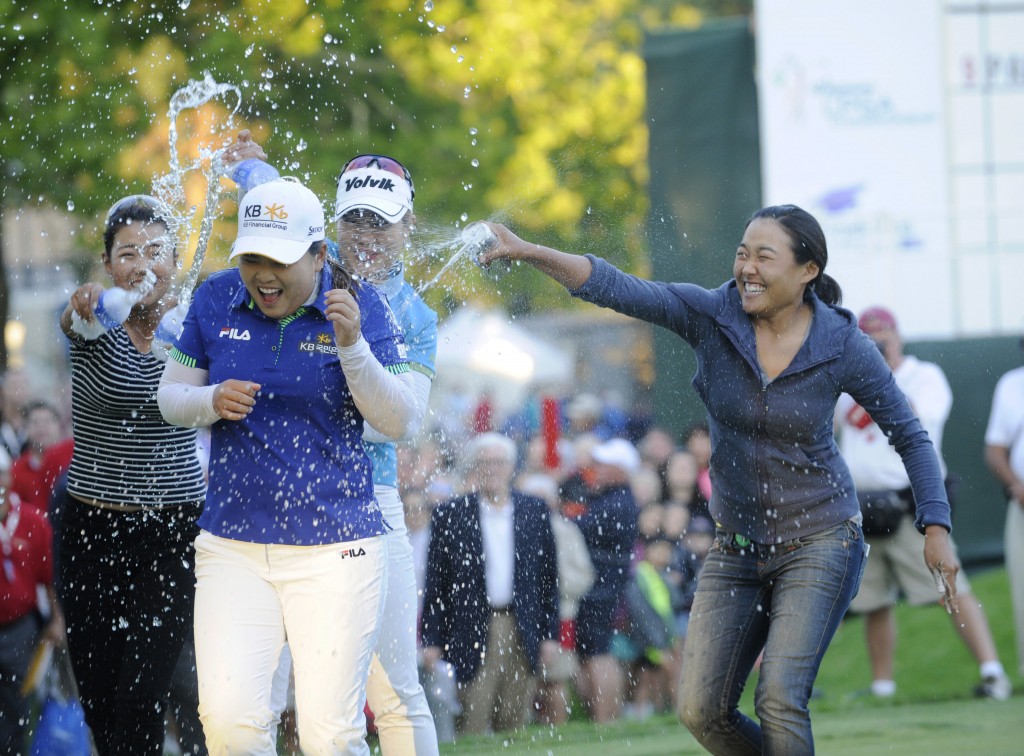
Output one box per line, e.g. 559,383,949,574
219,327,251,340
339,547,366,559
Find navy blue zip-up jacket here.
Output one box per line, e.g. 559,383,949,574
572,256,951,544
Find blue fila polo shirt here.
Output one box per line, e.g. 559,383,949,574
365,277,437,488
171,266,409,545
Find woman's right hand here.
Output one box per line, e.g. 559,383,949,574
475,222,533,266
213,380,261,421
223,129,267,168
69,283,106,322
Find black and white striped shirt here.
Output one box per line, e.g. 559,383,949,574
67,327,206,507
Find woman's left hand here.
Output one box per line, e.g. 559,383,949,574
325,288,361,347
923,525,960,613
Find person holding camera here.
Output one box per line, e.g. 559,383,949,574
836,306,1011,700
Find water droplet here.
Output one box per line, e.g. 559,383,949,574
66,200,75,212
469,127,478,135
463,86,471,98
460,213,469,222
471,159,479,168
179,0,190,9
424,0,434,10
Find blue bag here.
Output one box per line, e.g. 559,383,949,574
29,645,94,756
30,695,91,756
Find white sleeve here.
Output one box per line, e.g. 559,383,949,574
363,370,432,443
337,336,415,440
157,359,221,428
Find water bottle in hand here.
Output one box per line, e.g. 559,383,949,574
70,271,157,339
461,222,498,265
231,159,281,199
151,301,190,362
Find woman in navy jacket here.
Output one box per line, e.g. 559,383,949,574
477,206,958,755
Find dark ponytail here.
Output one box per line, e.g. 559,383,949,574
812,274,842,306
747,204,842,306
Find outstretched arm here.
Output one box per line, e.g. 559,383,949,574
477,222,593,290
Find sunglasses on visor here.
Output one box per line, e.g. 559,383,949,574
339,154,415,200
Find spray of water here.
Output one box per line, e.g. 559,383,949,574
142,73,503,307
412,220,509,296
150,72,242,303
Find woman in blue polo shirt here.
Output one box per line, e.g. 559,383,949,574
158,177,415,755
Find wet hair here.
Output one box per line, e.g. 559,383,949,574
309,241,356,291
747,204,842,306
103,198,167,259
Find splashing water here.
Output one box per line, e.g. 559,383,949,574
414,221,504,295
150,72,242,303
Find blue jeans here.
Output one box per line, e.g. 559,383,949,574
678,520,867,755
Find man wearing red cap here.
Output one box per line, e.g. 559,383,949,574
836,307,1012,699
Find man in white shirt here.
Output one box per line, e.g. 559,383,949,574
984,343,1024,679
837,307,1011,700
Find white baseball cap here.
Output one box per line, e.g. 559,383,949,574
229,178,326,265
591,437,641,474
333,165,413,224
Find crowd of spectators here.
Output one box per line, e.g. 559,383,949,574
398,388,716,731
3,348,1022,746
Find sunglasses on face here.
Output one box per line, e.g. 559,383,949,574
339,154,415,199
339,209,392,229
104,194,164,224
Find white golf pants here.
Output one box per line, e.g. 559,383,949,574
364,485,439,755
194,530,387,756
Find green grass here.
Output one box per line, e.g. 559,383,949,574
440,567,1024,754
440,698,1024,754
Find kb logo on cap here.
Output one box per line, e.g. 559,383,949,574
244,203,289,220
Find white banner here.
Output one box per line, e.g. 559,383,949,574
755,0,951,337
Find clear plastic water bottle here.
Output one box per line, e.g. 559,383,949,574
70,271,156,340
231,159,281,199
150,302,189,362
461,222,497,263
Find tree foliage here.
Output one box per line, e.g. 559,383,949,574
1,0,748,362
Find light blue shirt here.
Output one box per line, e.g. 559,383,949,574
364,269,438,488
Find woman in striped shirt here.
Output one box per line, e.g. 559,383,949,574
58,196,205,756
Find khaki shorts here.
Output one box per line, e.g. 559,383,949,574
850,513,971,613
